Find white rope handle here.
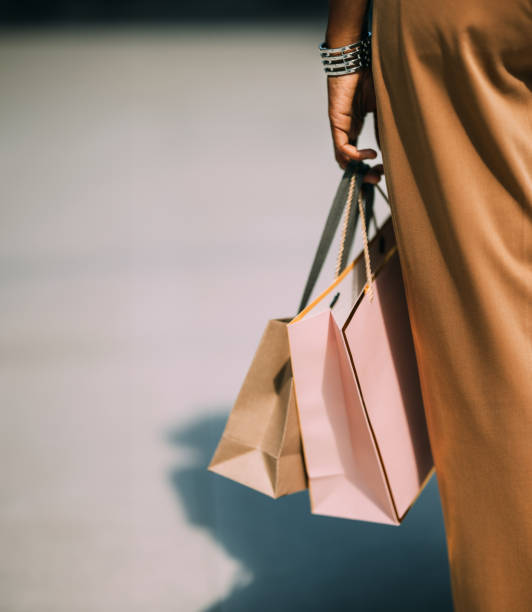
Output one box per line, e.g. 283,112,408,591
357,178,375,302
335,171,385,301
334,172,356,278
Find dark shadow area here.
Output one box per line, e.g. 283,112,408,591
0,1,326,25
168,411,453,612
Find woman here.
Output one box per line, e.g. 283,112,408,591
323,1,532,609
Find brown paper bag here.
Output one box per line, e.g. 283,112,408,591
208,162,379,498
209,318,306,497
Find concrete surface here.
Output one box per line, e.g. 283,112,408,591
0,25,453,611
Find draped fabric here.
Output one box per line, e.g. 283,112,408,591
371,1,532,609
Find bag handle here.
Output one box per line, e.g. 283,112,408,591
335,171,366,277
297,161,371,313
342,172,391,302
336,173,390,303
356,173,375,301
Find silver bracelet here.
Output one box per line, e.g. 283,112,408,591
319,33,372,76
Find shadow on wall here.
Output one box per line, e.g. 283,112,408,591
168,412,453,612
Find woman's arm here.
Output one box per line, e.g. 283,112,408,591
326,0,368,48
326,0,381,180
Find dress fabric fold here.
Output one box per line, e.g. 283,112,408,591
371,1,532,609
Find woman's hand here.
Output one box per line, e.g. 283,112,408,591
327,68,383,184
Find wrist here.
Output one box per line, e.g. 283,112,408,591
320,33,372,77
325,27,365,49
326,0,369,47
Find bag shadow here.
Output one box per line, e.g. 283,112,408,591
167,410,453,612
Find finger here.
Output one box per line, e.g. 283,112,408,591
362,163,384,183
363,170,382,184
335,145,377,169
335,153,348,170
332,122,377,158
364,163,384,177
339,142,378,162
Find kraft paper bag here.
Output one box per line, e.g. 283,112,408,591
209,318,306,498
208,161,374,499
288,209,434,525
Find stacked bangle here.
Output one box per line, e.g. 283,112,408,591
319,33,372,76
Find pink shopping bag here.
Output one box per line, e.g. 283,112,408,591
208,162,371,498
288,176,434,525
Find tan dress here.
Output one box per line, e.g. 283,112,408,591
371,1,532,609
